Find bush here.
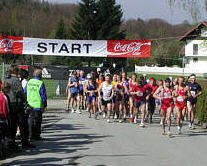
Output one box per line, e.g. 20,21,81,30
195,80,207,123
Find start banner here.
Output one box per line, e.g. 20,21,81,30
0,36,151,57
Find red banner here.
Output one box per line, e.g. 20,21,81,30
0,36,23,54
107,40,151,57
0,36,151,57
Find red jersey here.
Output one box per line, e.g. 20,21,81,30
132,86,146,102
144,83,159,97
129,80,136,91
0,92,9,120
161,88,173,110
176,85,186,102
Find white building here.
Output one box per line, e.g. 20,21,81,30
180,21,207,74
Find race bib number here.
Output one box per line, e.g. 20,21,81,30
164,93,171,99
190,91,196,96
137,91,143,97
177,96,184,102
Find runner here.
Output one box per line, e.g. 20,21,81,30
99,74,114,123
85,76,98,119
115,75,127,123
154,79,174,136
129,73,137,123
186,74,202,129
121,72,129,121
97,74,105,113
79,71,86,110
130,79,146,127
112,74,118,118
173,76,190,134
144,78,159,123
66,71,81,114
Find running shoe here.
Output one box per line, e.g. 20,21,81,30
188,123,192,129
107,119,110,123
176,128,181,135
139,122,145,127
167,131,172,137
114,114,118,119
134,118,137,124
161,131,166,135
71,109,75,113
77,110,82,114
103,113,106,119
119,119,123,123
160,120,163,126
123,114,127,121
88,113,91,118
94,113,98,120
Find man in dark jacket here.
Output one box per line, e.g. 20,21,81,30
5,65,35,149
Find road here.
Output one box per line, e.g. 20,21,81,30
1,100,207,166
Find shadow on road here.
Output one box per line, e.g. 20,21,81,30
2,123,113,166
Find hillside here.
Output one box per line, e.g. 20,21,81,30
0,0,193,67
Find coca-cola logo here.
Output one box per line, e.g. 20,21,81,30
114,42,150,55
0,38,14,52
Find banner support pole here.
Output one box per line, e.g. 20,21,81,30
1,53,5,82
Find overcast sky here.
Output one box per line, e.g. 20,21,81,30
46,0,206,24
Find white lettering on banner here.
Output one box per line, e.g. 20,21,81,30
114,42,151,55
0,38,14,52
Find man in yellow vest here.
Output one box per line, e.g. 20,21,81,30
26,68,47,140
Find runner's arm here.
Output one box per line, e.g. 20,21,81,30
153,87,161,100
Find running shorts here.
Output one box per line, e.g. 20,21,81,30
175,101,186,110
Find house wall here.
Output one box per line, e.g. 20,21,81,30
185,40,207,57
185,56,207,71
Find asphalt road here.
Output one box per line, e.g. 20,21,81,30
1,101,207,166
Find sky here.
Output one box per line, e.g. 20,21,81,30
46,0,206,24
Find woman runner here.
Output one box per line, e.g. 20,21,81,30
130,80,146,127
173,77,190,134
85,77,98,119
154,79,174,136
129,73,137,123
115,75,127,123
99,74,114,123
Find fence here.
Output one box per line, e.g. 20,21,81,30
135,65,207,77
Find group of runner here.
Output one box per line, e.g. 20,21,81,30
65,69,202,137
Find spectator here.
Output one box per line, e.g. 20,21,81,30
5,65,34,149
0,83,11,150
26,68,47,140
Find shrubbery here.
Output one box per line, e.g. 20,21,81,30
195,80,207,123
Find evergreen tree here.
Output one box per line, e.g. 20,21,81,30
52,17,69,66
70,0,126,67
55,17,67,39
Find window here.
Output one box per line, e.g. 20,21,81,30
193,57,198,63
193,44,198,55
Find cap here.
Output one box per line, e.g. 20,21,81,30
190,74,196,79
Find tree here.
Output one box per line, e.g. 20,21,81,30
70,0,125,67
50,17,69,66
55,17,67,39
167,0,206,21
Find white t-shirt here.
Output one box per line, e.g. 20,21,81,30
102,81,113,101
22,79,28,90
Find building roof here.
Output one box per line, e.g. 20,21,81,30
179,21,207,41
